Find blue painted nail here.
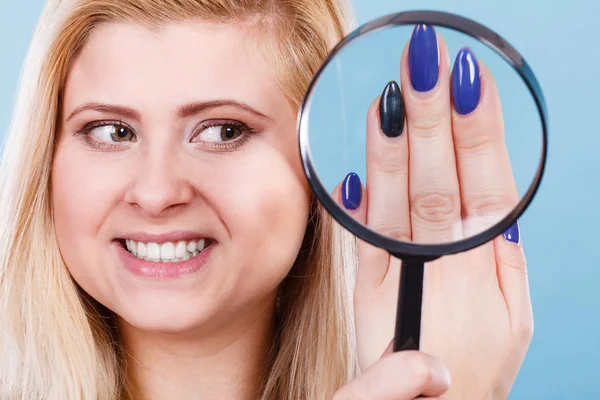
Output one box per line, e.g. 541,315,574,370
342,172,362,210
452,47,481,115
408,24,439,92
503,221,520,244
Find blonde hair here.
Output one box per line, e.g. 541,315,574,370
0,0,359,399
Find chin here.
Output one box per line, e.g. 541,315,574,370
116,299,219,334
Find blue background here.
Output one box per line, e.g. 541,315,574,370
0,0,598,398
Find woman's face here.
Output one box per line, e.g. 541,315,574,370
52,21,311,333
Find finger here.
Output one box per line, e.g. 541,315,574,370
401,25,462,243
332,351,451,400
337,105,405,369
494,221,533,347
450,50,519,238
334,174,391,299
337,169,399,371
381,339,394,356
359,88,410,289
450,50,531,348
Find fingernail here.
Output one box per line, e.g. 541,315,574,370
432,360,452,389
451,47,481,115
341,172,362,210
408,24,439,92
503,220,520,244
379,81,405,137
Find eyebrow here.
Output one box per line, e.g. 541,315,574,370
65,99,272,122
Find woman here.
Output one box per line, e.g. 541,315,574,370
0,0,532,399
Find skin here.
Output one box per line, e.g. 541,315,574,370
335,31,533,399
51,18,531,400
52,21,310,399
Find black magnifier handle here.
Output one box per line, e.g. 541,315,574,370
393,258,425,352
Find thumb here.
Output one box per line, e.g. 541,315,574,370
381,338,394,356
332,350,451,400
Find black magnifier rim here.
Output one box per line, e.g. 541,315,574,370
297,10,548,259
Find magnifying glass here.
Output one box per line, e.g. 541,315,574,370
298,11,547,352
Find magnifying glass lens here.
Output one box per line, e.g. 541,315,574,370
302,22,544,249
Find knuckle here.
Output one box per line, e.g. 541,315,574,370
409,114,449,138
373,154,408,175
411,191,460,226
370,220,411,242
465,194,517,218
501,255,528,275
455,129,500,153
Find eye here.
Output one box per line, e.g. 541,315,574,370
196,124,244,143
89,123,135,143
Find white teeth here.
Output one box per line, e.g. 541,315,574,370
123,238,209,262
160,242,175,260
138,242,147,257
175,241,187,258
186,241,197,252
146,243,160,260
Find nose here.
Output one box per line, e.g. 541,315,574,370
124,146,195,218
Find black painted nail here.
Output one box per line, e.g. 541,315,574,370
341,172,362,210
503,221,520,244
379,81,405,137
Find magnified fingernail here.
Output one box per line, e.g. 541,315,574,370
379,81,405,137
452,47,481,115
408,24,439,92
341,172,362,210
503,220,520,244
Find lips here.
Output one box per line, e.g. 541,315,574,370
115,239,214,279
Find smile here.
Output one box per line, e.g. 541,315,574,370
120,239,211,262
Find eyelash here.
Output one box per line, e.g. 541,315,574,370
191,120,257,152
74,119,257,152
75,120,132,151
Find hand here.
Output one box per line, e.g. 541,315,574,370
333,26,533,399
332,341,451,400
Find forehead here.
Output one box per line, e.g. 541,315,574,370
63,20,285,115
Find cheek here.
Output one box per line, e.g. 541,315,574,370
212,143,311,291
51,141,121,291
